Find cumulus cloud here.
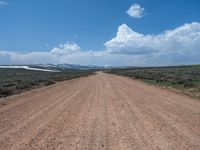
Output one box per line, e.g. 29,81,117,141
51,42,81,55
105,24,154,55
0,0,8,6
1,22,200,66
127,3,144,18
105,22,200,58
0,42,108,65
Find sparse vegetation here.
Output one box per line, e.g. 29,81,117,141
0,68,94,98
105,65,200,99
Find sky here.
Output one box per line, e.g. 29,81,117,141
0,0,200,66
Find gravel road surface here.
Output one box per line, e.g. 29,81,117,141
0,72,199,150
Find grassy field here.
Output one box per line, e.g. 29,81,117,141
0,68,94,98
105,65,200,99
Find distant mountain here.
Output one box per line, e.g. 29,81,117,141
0,64,135,71
29,64,105,70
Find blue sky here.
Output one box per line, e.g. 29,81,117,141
0,0,200,66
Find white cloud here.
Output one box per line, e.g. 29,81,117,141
127,3,144,18
105,22,200,57
0,0,8,6
0,51,59,64
51,42,81,55
1,22,200,66
105,24,153,55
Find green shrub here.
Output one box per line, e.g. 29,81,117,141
44,80,55,86
183,79,193,88
0,88,13,96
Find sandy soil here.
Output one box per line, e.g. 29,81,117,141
0,72,199,150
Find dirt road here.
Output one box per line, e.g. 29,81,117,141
0,72,199,150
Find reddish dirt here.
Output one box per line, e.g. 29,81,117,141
0,72,199,150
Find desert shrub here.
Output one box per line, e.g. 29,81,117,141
0,88,13,96
44,80,55,86
16,83,32,90
0,68,94,98
4,82,16,87
183,79,193,88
